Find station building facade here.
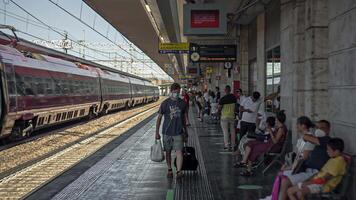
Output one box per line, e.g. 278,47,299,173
201,1,356,197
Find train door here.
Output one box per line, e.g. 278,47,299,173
127,77,133,107
97,72,104,112
3,62,17,113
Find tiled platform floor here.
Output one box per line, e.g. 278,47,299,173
27,108,279,200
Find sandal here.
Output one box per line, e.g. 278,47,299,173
240,170,254,177
167,169,173,178
176,171,184,179
233,162,247,168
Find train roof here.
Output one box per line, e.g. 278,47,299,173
0,33,154,84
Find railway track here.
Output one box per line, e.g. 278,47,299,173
0,99,163,200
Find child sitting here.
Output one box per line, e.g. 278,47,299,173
287,138,347,200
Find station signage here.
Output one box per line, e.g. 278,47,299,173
158,42,189,54
187,67,198,75
179,75,194,80
189,44,237,63
206,66,213,74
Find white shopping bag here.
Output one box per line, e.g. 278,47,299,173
150,140,165,162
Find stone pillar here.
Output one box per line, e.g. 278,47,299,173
280,0,328,143
303,0,329,119
280,0,295,128
239,25,249,93
256,12,266,100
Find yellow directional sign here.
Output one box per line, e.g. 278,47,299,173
206,66,213,74
159,42,189,54
179,74,193,79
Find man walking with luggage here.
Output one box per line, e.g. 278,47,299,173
156,83,188,179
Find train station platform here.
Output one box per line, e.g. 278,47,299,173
26,108,278,200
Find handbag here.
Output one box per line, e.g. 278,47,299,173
246,130,270,141
150,140,165,162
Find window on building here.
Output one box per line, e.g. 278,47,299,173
265,46,280,112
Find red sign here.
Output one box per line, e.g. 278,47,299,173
188,67,198,74
191,10,219,28
233,81,240,98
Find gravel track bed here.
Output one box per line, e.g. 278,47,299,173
0,99,164,176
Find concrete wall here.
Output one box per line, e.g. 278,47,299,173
328,0,356,198
240,25,249,93
256,13,266,99
279,0,356,198
248,19,257,61
265,0,281,50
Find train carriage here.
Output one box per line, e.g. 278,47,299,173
129,77,147,106
99,69,131,113
0,39,159,140
0,44,101,139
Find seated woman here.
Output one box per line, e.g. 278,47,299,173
282,116,319,172
237,110,287,176
233,116,276,166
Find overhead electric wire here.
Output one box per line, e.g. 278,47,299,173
7,0,130,61
47,0,163,74
7,0,168,79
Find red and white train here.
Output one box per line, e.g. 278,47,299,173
0,43,159,140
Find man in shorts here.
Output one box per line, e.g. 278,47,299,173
156,83,188,179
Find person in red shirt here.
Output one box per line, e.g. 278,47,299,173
182,90,191,126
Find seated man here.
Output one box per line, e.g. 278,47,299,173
287,138,346,200
280,120,331,200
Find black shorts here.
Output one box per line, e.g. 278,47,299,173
196,102,202,110
239,121,256,137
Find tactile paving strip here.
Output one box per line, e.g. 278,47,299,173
174,111,214,200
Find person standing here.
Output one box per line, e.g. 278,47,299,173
216,87,221,102
182,90,191,126
218,85,237,150
239,91,261,138
156,83,188,179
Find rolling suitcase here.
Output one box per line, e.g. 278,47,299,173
174,146,199,171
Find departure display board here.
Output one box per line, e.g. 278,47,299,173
189,44,237,63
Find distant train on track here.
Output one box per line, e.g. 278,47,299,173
0,44,159,140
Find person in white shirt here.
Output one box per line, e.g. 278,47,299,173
237,89,247,106
239,91,262,138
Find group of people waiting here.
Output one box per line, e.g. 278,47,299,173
155,83,348,199
193,84,348,199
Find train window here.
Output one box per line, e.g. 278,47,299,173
24,77,35,95
68,80,74,94
45,79,53,95
74,110,78,117
36,78,45,95
48,115,51,124
5,71,16,95
55,83,61,95
74,81,79,94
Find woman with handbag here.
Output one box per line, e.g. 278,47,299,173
236,110,287,176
